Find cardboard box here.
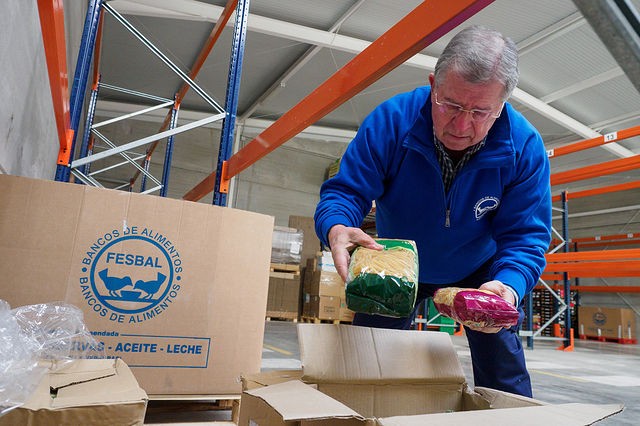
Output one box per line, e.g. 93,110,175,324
0,175,274,394
267,274,301,316
0,359,147,426
578,306,636,340
302,294,340,320
304,270,345,298
238,324,623,425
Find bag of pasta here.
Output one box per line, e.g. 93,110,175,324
433,287,519,328
345,239,418,317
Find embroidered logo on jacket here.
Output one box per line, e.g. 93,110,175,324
474,197,500,220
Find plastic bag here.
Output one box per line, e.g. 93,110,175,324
0,300,104,415
433,287,519,328
345,239,418,317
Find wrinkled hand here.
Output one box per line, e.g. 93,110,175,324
466,280,516,334
328,224,383,281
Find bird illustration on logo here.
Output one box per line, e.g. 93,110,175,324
98,268,133,297
474,196,500,220
134,272,168,299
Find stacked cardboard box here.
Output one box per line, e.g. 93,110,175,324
266,269,301,321
266,217,324,322
302,252,354,322
578,305,637,343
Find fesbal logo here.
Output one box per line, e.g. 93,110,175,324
78,225,183,324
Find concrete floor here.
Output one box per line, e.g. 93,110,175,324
146,320,639,424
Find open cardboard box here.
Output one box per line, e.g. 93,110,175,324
0,358,148,425
239,324,622,425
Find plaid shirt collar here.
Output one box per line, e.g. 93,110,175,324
433,132,486,193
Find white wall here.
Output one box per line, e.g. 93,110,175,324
0,0,58,178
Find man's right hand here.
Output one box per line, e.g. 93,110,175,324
327,224,383,281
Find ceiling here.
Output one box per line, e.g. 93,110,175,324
69,0,640,239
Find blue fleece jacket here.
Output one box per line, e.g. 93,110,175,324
314,86,552,301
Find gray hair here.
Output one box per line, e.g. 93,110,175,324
433,25,519,101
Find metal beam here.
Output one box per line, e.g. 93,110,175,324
183,0,495,201
548,125,640,157
71,113,225,167
551,155,640,185
92,100,358,142
36,0,74,172
573,0,640,94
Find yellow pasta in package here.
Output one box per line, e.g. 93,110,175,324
346,239,418,317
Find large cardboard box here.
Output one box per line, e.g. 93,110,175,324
0,175,274,395
578,306,637,340
238,324,622,425
0,359,147,425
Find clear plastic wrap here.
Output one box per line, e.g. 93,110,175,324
271,226,303,264
0,300,104,415
433,287,519,328
345,239,418,318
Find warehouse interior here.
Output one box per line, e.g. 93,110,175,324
1,0,640,424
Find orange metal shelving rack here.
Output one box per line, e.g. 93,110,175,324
535,125,640,351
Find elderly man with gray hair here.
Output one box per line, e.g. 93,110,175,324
315,25,552,397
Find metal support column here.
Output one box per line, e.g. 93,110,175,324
561,191,573,349
77,77,101,178
213,0,251,206
160,102,180,197
140,156,151,193
57,0,103,182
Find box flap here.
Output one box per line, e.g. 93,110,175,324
297,324,465,384
472,386,544,409
242,370,304,391
245,380,364,422
376,403,624,425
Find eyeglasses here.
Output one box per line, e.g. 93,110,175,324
433,91,503,122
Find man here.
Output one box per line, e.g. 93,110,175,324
314,25,552,398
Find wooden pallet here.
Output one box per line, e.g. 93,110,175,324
578,334,637,344
146,394,240,424
300,316,352,325
270,263,301,273
266,311,299,322
269,270,300,280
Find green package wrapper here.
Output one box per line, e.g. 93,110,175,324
345,239,418,317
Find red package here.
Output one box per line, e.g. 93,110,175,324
433,287,519,328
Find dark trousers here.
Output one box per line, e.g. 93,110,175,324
352,258,533,398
